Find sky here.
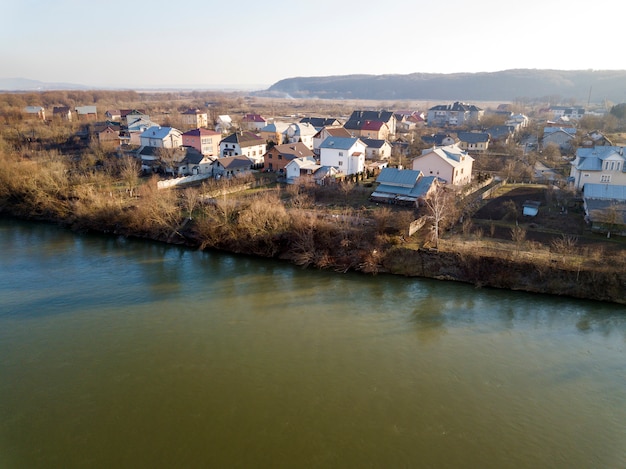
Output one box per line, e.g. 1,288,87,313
1,0,623,90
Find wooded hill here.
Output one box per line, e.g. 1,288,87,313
263,69,626,103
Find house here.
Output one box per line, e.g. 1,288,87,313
427,102,483,127
344,110,396,137
52,106,72,121
361,138,392,160
122,109,149,126
215,115,233,133
505,113,529,130
551,106,585,120
542,128,576,152
93,122,121,147
181,109,208,129
182,128,221,156
299,117,342,130
486,125,515,145
211,155,253,178
177,147,215,176
569,146,626,190
313,126,352,154
457,132,490,152
23,106,45,120
139,126,183,148
412,144,474,186
259,121,290,145
319,136,366,176
121,117,156,145
421,133,456,147
241,113,267,131
581,130,613,148
264,142,315,174
282,122,318,150
370,167,438,206
105,110,122,121
394,111,426,132
75,106,97,120
582,183,626,236
285,156,321,182
219,131,267,165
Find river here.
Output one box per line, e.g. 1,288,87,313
1,218,625,468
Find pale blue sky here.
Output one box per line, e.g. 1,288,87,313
1,0,621,89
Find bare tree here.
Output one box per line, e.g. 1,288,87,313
118,156,140,198
424,185,450,249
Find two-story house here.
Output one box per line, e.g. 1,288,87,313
319,136,366,176
241,113,267,131
343,110,396,138
264,142,315,174
282,122,318,150
427,102,483,127
313,126,351,155
360,138,392,160
182,128,221,156
259,121,291,145
569,146,626,190
140,126,183,148
457,132,490,152
181,109,208,129
411,144,473,186
219,131,266,166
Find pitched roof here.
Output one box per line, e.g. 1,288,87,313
212,155,253,170
300,117,341,128
269,142,314,159
416,145,473,167
242,113,266,122
574,146,626,171
319,136,361,150
182,128,221,137
344,110,395,130
428,102,482,112
457,132,489,144
360,138,388,149
221,131,264,147
583,183,626,201
182,108,205,115
142,126,182,140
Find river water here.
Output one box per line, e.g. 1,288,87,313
1,218,625,468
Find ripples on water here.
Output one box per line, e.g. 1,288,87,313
0,219,625,468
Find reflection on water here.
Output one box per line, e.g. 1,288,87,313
1,218,625,468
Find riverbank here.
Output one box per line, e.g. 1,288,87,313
2,201,624,305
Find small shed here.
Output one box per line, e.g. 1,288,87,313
523,200,541,217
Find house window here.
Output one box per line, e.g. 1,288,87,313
610,161,615,170
601,174,611,183
338,161,343,166
339,152,343,156
268,154,272,159
278,154,282,160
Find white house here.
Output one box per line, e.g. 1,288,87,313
219,131,266,165
283,122,318,150
319,136,366,176
361,138,392,160
285,156,320,183
569,146,626,190
139,126,183,148
412,144,473,186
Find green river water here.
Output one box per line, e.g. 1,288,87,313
0,218,625,468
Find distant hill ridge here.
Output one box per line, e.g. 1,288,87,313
264,69,626,103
